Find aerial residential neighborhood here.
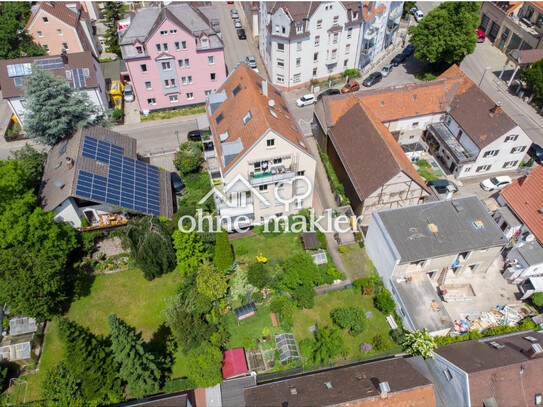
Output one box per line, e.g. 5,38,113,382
0,1,543,406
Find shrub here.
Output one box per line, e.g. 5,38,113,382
6,123,21,139
174,141,202,175
251,291,264,303
316,231,328,249
360,343,372,354
414,159,431,169
331,307,367,334
389,328,406,345
327,266,345,281
213,229,234,272
342,68,359,78
270,296,294,329
318,146,350,205
247,262,270,289
299,338,315,359
371,334,389,351
374,291,396,314
111,108,123,121
162,377,195,393
338,246,346,254
532,292,543,307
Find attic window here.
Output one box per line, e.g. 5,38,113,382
290,387,297,395
136,45,143,53
472,221,485,230
380,101,385,106
284,113,290,120
242,111,252,124
57,140,68,157
280,104,289,112
233,84,242,96
489,341,505,349
83,68,90,77
66,70,72,79
54,162,62,169
413,94,417,101
256,81,262,89
274,90,281,97
297,138,305,148
428,223,438,233
291,125,299,133
13,77,23,88
216,113,224,124
524,336,538,342
269,108,278,118
443,369,453,381
324,381,333,389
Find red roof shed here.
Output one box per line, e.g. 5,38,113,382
222,348,248,379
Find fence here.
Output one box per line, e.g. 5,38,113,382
315,282,354,296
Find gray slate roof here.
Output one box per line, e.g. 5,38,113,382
517,240,543,266
220,376,256,407
375,196,508,263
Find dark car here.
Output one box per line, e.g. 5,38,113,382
403,44,415,56
391,53,407,66
317,88,341,101
528,143,543,164
171,172,185,195
426,179,458,194
237,28,246,39
362,72,383,87
187,130,203,141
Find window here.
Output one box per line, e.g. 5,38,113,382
164,78,176,88
169,95,178,103
503,160,518,168
275,24,280,33
210,72,216,81
233,84,242,96
147,98,157,106
296,170,305,176
242,111,252,124
296,57,301,67
293,73,301,83
170,29,177,34
331,49,337,59
282,26,286,34
160,30,167,35
267,139,275,148
62,42,69,50
313,67,317,76
443,369,453,381
181,76,187,85
505,134,519,142
347,27,352,39
511,146,527,154
175,42,180,51
141,64,148,73
216,113,224,124
202,38,209,47
313,52,318,62
145,81,152,90
259,185,268,191
43,44,49,52
14,77,23,88
483,150,499,157
296,24,303,34
42,16,49,23
537,13,543,28
187,76,193,84
343,59,348,67
333,15,339,25
184,58,190,67
476,165,492,172
536,394,542,405
205,90,212,97
208,55,215,65
136,45,143,53
315,35,320,46
464,166,472,173
316,19,322,29
277,43,284,52
178,60,184,68
276,74,284,83
163,43,169,52
37,31,43,38
161,61,172,71
296,42,302,51
345,44,350,54
156,44,161,52
333,33,339,44
277,58,284,68
181,41,187,50
57,29,63,36
186,92,194,100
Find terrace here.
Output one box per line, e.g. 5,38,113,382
427,123,477,164
80,211,128,231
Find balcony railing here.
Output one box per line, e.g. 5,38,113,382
249,169,295,186
364,26,378,39
386,23,399,34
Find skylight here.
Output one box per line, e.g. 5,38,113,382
216,113,224,124
233,84,242,96
269,108,278,118
242,111,252,124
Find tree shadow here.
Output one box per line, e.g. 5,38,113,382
147,323,176,381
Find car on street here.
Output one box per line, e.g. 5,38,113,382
480,176,513,191
237,28,246,39
414,10,424,22
227,0,234,4
245,55,257,69
341,80,360,93
296,94,317,107
171,172,185,195
409,5,418,14
528,143,543,164
363,72,383,87
230,9,238,18
234,19,242,28
317,88,341,101
123,83,134,102
187,129,204,141
426,179,458,194
403,44,415,56
381,64,393,77
391,53,407,66
476,29,486,43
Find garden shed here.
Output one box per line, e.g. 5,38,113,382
275,333,300,363
222,348,248,379
301,233,320,250
234,302,257,323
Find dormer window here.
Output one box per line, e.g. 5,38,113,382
136,45,143,54
202,38,209,48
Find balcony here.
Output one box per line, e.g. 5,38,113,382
388,7,402,21
427,123,477,164
249,166,295,186
386,22,399,34
364,26,378,39
505,12,542,39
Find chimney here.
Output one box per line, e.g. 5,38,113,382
519,173,530,186
379,382,390,399
66,156,74,169
262,80,268,97
524,343,543,357
490,102,502,115
61,48,68,65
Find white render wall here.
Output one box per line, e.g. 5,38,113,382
365,212,401,283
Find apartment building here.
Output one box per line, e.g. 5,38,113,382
119,4,226,113
205,63,316,229
26,2,100,57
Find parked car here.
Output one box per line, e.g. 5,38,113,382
245,55,257,69
528,143,543,164
230,9,238,18
234,19,242,28
403,44,415,56
187,130,203,141
317,88,341,101
296,94,316,107
476,29,486,43
123,83,134,102
341,80,360,93
171,172,185,195
381,64,393,77
414,10,424,22
227,0,234,4
391,53,407,66
480,176,513,191
426,179,458,194
363,72,383,87
237,28,246,39
409,5,418,14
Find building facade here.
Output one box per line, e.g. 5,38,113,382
120,4,226,113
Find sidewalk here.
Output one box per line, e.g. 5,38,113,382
113,111,204,133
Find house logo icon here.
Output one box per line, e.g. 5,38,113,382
198,174,270,208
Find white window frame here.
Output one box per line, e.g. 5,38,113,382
483,149,499,157
316,19,322,29
476,165,492,172
505,134,519,142
186,92,194,100
208,55,215,65
169,95,178,103
315,36,320,46
181,41,187,50
347,28,352,39
161,61,172,71
210,72,216,81
147,98,157,106
502,160,518,168
145,81,152,90
156,44,161,52
37,31,43,38
267,139,275,148
57,29,63,36
345,44,350,54
184,58,190,67
141,64,148,73
511,146,526,154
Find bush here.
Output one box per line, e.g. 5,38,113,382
338,246,346,254
316,231,327,249
162,377,195,393
360,343,372,354
389,328,406,345
342,68,360,78
330,307,367,334
251,291,264,303
111,108,123,121
174,141,203,175
318,146,350,205
354,276,378,295
414,159,431,169
247,262,270,289
213,229,234,272
532,292,543,307
371,334,389,351
327,265,345,281
270,296,294,329
299,338,315,359
374,291,396,314
6,123,21,140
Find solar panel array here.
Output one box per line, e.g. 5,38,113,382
34,57,64,71
70,68,87,89
75,135,162,215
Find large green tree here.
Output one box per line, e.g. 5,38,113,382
42,362,85,407
174,141,203,175
173,230,208,276
521,59,543,102
186,344,223,388
103,2,124,55
312,327,347,364
119,216,176,280
108,314,162,398
22,69,108,146
9,144,46,192
0,2,46,60
408,2,481,68
330,307,367,335
213,229,234,272
196,260,228,300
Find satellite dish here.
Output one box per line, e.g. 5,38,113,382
268,99,275,107
525,234,535,242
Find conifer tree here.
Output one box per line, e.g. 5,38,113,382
213,229,234,272
103,2,124,55
108,314,162,398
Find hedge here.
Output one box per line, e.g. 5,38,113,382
317,145,350,205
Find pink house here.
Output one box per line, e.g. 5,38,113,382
120,5,226,113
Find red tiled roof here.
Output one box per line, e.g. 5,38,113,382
222,348,248,379
26,2,81,29
500,165,543,245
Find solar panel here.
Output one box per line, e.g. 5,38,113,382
70,68,87,89
75,135,162,216
7,63,32,78
34,57,64,71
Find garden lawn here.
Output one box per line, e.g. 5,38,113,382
232,232,304,262
414,159,438,182
293,289,398,359
340,244,371,280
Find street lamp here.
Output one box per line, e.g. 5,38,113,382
175,130,180,146
478,66,492,87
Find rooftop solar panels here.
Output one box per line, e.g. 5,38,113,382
69,68,87,89
7,63,32,78
76,135,162,216
34,57,64,71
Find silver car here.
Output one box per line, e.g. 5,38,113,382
234,19,242,28
124,83,134,103
245,55,257,69
381,64,393,77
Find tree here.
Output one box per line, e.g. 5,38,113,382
247,262,270,289
270,296,294,330
213,229,234,272
57,318,123,404
22,69,108,146
9,144,47,192
42,363,85,407
108,315,162,398
312,327,347,364
330,307,367,334
521,59,543,102
173,230,208,276
402,1,416,18
174,141,203,175
531,292,543,307
186,344,223,388
402,329,437,358
0,3,46,60
374,291,396,314
196,260,227,300
0,159,32,208
408,2,481,68
119,216,176,280
281,253,321,308
103,2,124,55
